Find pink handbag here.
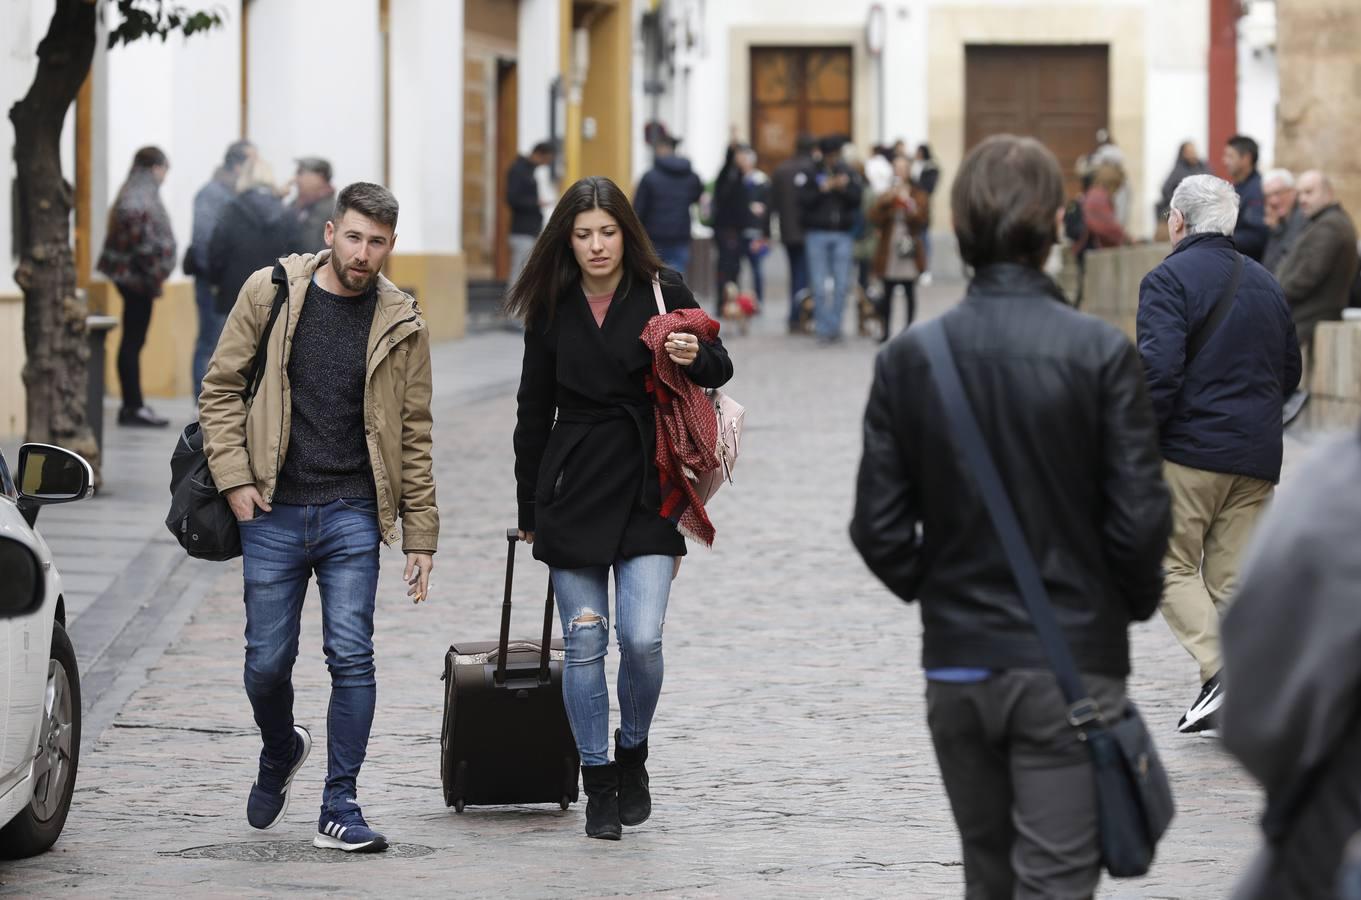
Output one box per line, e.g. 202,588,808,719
653,280,744,502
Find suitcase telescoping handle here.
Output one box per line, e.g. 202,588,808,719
498,529,555,686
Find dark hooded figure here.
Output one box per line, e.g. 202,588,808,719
207,157,297,314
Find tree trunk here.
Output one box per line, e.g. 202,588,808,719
9,0,99,473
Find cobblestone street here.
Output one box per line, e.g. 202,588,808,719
0,284,1302,899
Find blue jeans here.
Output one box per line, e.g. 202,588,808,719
193,279,226,400
744,244,766,304
238,499,381,811
786,243,809,325
550,555,673,765
806,230,853,339
654,241,691,277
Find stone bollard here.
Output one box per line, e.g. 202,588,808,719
86,314,119,455
1079,244,1172,341
1307,319,1361,429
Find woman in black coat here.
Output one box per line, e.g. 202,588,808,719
207,158,296,314
508,176,733,841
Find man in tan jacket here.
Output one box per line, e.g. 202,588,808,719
199,182,437,854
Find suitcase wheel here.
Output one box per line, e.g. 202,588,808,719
454,798,465,814
560,796,570,811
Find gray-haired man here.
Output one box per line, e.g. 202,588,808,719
1137,174,1301,734
1262,168,1306,275
1275,170,1360,355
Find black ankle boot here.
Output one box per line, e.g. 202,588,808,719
579,763,621,840
614,729,651,826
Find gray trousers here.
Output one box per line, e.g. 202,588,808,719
508,233,536,288
927,669,1127,900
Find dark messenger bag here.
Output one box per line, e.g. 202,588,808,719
166,263,287,561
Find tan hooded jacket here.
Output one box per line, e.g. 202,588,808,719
199,251,438,553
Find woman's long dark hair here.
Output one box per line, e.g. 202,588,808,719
504,176,664,326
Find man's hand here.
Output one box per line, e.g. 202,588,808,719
226,485,270,522
517,530,535,545
404,553,433,604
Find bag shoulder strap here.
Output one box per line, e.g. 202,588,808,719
244,262,290,402
1185,252,1243,367
919,319,1100,727
652,276,666,316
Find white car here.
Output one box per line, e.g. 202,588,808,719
0,443,92,858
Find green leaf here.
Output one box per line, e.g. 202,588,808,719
105,1,225,50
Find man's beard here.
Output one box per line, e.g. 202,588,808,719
332,253,378,293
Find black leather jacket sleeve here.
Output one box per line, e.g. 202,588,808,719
850,350,925,602
1097,339,1172,620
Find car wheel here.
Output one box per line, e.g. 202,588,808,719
0,622,81,859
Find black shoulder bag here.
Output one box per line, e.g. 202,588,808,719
166,263,289,561
919,319,1175,878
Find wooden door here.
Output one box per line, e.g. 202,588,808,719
462,55,493,279
494,61,518,281
965,45,1109,199
751,47,853,174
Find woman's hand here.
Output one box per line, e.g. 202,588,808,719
518,530,535,544
666,331,700,367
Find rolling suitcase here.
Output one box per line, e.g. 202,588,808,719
440,528,580,813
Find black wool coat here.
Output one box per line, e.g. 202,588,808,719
514,269,734,569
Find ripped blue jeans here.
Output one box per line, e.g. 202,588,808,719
550,555,673,766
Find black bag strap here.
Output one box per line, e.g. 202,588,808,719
919,319,1103,728
243,262,290,402
1184,252,1243,367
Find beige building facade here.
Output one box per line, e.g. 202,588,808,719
1274,0,1361,217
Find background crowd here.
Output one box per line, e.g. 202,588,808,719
97,140,339,427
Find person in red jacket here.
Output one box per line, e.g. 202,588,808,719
1080,164,1131,251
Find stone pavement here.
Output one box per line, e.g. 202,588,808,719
0,280,1325,898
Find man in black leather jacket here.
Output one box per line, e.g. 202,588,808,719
850,135,1171,900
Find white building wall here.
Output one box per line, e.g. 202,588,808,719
882,1,929,151
100,2,242,275
631,1,650,188
247,0,383,192
1144,0,1209,234
517,0,561,155
388,0,463,254
1238,30,1278,171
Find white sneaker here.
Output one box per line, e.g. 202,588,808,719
1177,672,1224,734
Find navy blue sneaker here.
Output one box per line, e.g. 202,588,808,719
313,799,389,853
246,725,311,830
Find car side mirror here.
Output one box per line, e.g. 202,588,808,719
16,443,94,526
0,535,44,619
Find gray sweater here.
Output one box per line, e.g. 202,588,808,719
1222,428,1361,899
273,278,378,505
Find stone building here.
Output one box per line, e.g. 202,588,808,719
1274,0,1361,216
649,0,1281,276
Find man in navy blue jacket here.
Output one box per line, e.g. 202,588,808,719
1137,173,1301,735
633,134,703,275
1224,135,1270,262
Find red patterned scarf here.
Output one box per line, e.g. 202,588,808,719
640,308,722,546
